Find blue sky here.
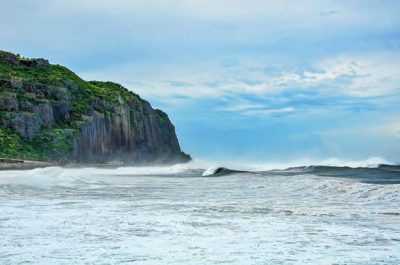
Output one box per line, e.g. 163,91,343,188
1,0,400,163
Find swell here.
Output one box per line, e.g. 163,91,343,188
266,164,400,184
203,164,400,184
0,164,399,189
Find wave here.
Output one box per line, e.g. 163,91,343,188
0,164,202,188
202,167,251,177
196,156,395,171
200,164,400,184
0,157,399,188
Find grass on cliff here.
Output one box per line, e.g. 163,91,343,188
0,59,148,121
0,59,145,107
0,51,153,161
0,125,77,161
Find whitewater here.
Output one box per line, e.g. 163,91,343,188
0,159,399,264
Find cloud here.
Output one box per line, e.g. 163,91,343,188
3,1,399,119
217,99,296,117
218,102,266,112
242,107,295,117
228,53,400,98
81,51,400,116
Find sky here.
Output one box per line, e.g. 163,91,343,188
1,0,400,163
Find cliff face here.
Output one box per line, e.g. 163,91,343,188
0,51,190,164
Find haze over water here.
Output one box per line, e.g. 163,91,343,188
1,161,399,264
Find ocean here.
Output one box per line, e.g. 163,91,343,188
0,162,399,264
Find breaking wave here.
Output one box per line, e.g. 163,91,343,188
0,157,399,188
0,157,399,264
201,162,399,184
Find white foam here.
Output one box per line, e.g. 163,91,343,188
0,156,395,188
193,156,394,172
1,169,399,264
0,163,203,187
201,166,221,176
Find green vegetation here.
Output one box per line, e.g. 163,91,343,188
0,126,77,161
157,111,167,125
0,51,152,161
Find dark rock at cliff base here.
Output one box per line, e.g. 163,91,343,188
0,51,191,164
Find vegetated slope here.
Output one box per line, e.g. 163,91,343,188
0,51,191,164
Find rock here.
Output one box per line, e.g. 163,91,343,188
35,103,55,126
22,82,32,91
26,93,36,99
92,98,114,113
2,103,55,139
19,58,49,67
21,82,51,99
0,94,18,111
3,112,42,140
51,87,69,101
74,103,191,164
0,51,49,68
18,101,33,112
0,79,12,88
33,83,50,99
0,51,19,66
52,101,71,123
10,77,23,89
60,80,78,92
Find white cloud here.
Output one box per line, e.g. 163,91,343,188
218,102,266,112
218,99,296,116
81,52,400,107
242,107,295,117
311,55,400,97
238,54,400,98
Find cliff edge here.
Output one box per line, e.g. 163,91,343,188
0,51,191,164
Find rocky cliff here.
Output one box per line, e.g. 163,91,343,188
0,51,191,164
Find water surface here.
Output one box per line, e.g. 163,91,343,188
0,164,399,264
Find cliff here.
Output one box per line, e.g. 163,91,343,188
0,51,191,164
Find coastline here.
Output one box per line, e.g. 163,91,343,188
0,158,190,171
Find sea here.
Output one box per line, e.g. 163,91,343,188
0,159,399,264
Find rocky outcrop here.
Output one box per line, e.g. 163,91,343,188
74,105,186,163
0,51,191,164
0,51,49,67
2,103,55,140
0,94,18,111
